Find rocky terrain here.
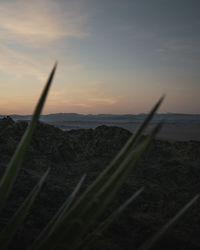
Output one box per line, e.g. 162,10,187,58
0,117,200,250
3,112,200,141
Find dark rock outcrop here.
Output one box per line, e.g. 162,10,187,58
0,117,200,250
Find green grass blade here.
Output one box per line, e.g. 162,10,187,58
77,123,162,231
66,96,164,208
29,174,86,250
50,174,86,232
0,63,57,210
0,168,50,250
138,194,199,250
81,187,144,250
130,95,165,145
38,96,163,249
38,123,162,250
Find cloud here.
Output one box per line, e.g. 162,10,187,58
88,97,118,105
0,0,89,80
45,84,120,113
0,43,55,81
0,0,87,46
70,103,91,108
0,44,40,78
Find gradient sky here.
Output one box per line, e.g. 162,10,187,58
0,0,199,114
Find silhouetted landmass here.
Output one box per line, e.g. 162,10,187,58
0,117,200,250
1,113,200,141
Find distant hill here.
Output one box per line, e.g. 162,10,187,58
2,112,200,122
0,113,200,141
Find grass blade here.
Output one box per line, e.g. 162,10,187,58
38,96,164,249
50,174,86,231
68,96,164,207
30,174,86,250
38,123,162,250
131,95,165,145
0,63,57,210
138,194,199,250
0,168,50,250
80,187,144,250
76,123,162,232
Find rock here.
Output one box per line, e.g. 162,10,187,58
0,117,199,250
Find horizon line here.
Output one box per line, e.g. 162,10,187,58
0,112,200,116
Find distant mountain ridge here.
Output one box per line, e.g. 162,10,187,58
0,113,199,141
1,112,200,120
1,113,200,124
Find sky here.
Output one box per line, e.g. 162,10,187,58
0,0,199,115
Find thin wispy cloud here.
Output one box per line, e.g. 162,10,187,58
0,44,46,80
0,0,88,80
0,0,87,46
88,97,118,105
48,85,120,106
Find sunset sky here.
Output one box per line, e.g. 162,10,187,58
0,0,199,114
